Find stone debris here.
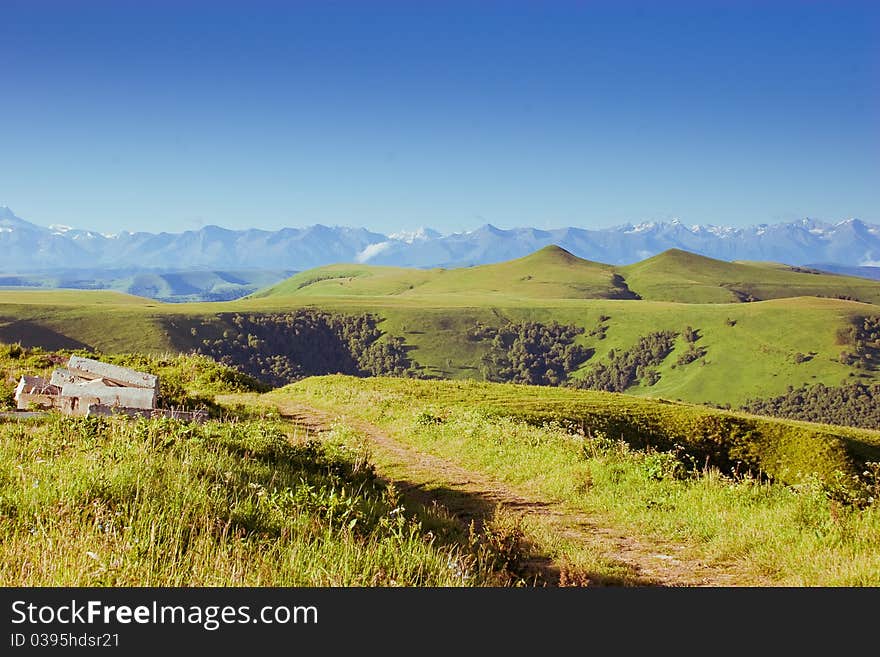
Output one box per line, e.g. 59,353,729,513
49,368,79,387
13,356,207,423
67,356,160,391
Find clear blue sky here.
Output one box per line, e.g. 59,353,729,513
1,0,877,234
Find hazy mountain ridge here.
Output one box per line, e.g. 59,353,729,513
3,207,879,273
0,267,296,303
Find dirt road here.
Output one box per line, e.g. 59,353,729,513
268,399,749,587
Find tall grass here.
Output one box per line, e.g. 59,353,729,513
0,414,499,586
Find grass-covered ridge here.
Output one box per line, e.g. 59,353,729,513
281,376,880,487
620,249,880,304
252,246,880,305
250,246,638,301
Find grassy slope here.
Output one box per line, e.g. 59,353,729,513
343,296,875,405
0,289,175,353
0,293,877,407
251,246,633,301
254,376,880,585
0,413,496,586
276,375,880,483
0,353,512,586
620,249,880,304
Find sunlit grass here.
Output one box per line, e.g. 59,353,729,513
259,376,880,586
0,414,498,586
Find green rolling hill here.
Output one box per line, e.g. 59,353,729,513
252,245,880,305
251,245,637,301
1,246,878,409
619,249,880,304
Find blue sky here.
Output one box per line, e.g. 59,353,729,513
1,0,877,234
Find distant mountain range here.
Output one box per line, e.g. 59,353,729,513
0,268,296,303
3,206,880,276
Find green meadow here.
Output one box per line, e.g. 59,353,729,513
0,413,509,586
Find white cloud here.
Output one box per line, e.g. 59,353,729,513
355,241,392,263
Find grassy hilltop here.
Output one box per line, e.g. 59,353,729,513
620,249,880,304
251,246,638,301
253,245,880,305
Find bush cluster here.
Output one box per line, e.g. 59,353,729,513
675,326,707,366
576,331,678,392
837,315,880,370
477,320,592,386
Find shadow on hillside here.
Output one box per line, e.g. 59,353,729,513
0,319,91,350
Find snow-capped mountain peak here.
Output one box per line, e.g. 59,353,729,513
388,227,442,243
0,207,878,272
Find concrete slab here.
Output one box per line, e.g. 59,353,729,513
49,369,81,387
60,381,156,410
14,376,61,409
15,392,60,411
15,375,46,397
58,396,97,416
66,356,159,391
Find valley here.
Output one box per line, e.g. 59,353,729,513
2,246,878,412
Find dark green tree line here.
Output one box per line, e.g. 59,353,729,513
478,320,592,386
169,311,416,387
576,331,678,392
742,382,880,430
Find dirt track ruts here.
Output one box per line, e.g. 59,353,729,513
270,400,753,587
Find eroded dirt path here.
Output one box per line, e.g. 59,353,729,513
271,400,751,587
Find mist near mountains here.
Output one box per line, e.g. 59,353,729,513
3,207,880,289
